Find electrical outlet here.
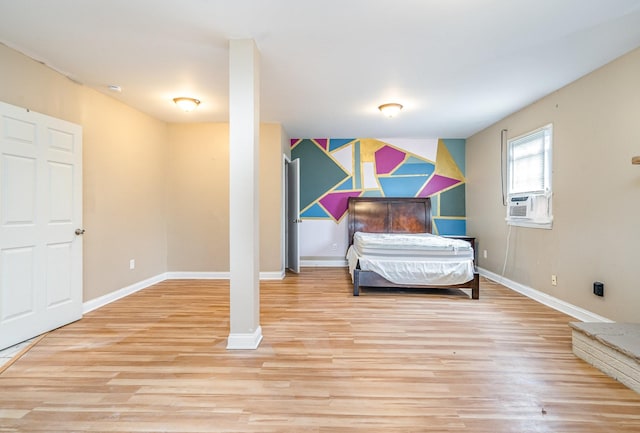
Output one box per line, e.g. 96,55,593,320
483,250,487,259
129,259,135,270
593,281,604,297
551,274,557,286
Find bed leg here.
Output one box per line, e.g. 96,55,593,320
471,272,480,300
353,270,360,296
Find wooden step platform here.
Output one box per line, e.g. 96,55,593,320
571,322,640,393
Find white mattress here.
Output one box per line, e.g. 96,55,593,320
347,231,474,286
352,232,474,258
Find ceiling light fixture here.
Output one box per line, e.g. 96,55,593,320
173,97,201,112
378,103,403,118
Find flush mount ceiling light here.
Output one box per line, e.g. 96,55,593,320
173,97,201,112
378,103,403,118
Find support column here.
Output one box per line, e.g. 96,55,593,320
227,39,262,349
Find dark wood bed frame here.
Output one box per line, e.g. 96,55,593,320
348,196,479,299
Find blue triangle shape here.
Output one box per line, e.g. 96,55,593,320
334,177,353,191
329,138,355,151
379,176,429,197
393,157,435,176
301,203,329,218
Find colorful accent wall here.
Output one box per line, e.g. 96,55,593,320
291,137,468,260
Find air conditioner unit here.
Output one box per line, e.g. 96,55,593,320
506,193,552,227
507,195,531,218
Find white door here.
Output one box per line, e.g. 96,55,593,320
0,101,83,350
286,158,300,273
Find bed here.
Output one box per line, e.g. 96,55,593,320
346,196,479,299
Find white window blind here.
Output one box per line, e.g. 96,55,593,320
505,124,553,229
508,125,552,195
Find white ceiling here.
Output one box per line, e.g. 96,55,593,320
2,0,640,139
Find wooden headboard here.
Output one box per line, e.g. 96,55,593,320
347,197,432,246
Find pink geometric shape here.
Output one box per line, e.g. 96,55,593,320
319,191,362,221
418,175,461,197
375,145,406,174
290,138,300,147
314,138,328,150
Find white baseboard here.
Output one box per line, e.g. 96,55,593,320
83,273,167,314
300,259,348,267
83,270,284,314
227,326,263,350
165,271,229,279
478,267,612,323
260,270,286,280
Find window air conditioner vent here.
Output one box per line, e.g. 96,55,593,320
508,195,530,218
509,202,528,217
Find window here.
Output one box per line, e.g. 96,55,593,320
506,124,553,228
508,124,552,195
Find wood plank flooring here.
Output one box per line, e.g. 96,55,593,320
1,268,639,432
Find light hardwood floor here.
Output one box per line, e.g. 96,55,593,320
1,268,639,432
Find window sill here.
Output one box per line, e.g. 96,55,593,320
506,218,553,230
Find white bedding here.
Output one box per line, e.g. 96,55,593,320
347,231,474,286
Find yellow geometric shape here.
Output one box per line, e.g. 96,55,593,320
434,139,464,181
359,138,386,163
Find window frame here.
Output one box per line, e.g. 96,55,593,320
506,123,553,229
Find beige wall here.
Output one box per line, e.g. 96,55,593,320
260,123,289,273
166,123,230,272
81,90,169,300
467,47,640,322
0,43,169,302
1,44,288,306
166,122,287,274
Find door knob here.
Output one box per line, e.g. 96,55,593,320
75,229,85,235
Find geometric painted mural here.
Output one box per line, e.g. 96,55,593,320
291,137,468,235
